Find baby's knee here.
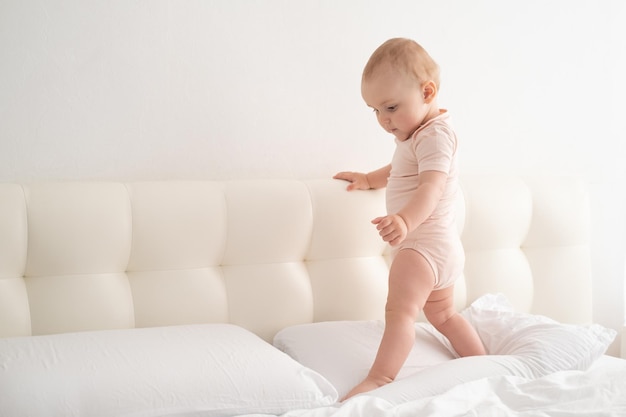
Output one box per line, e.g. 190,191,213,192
385,301,421,321
424,308,456,329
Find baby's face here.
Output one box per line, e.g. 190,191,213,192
361,66,433,141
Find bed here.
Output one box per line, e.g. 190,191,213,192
0,176,624,416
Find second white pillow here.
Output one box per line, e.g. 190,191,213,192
273,319,455,399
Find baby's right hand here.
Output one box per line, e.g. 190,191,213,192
333,172,371,191
372,214,408,246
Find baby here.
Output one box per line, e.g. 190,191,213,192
334,38,486,401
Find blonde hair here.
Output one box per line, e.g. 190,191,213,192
362,38,440,89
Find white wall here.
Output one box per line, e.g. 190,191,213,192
1,0,625,354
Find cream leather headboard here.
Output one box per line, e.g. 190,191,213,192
0,176,590,341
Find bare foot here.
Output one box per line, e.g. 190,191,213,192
340,376,393,401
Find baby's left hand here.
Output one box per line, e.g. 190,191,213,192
372,214,408,246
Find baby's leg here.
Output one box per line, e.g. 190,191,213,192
341,249,435,401
423,286,486,357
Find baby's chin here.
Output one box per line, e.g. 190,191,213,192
393,132,411,141
394,127,421,141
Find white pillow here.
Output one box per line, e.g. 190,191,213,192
371,293,616,404
460,293,616,373
274,294,616,404
0,324,337,417
273,320,456,398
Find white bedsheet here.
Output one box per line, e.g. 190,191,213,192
244,356,626,417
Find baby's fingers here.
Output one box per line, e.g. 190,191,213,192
371,216,385,225
333,172,351,181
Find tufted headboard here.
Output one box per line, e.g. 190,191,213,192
0,176,590,342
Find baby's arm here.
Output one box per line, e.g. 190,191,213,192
397,170,447,231
334,164,391,191
373,170,447,245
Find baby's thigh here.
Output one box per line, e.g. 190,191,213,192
386,249,436,314
423,285,456,324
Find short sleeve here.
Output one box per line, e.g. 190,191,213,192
413,125,457,175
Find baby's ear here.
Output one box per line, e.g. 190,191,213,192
422,81,437,102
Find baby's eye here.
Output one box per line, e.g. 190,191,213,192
372,108,379,114
386,105,397,112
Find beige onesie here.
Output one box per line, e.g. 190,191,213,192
386,110,463,289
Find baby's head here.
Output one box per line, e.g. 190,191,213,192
362,38,440,90
361,39,442,141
